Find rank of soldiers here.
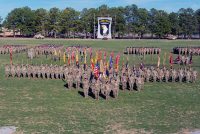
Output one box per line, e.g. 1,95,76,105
66,45,91,50
0,45,28,54
34,44,64,55
173,46,200,55
124,47,161,55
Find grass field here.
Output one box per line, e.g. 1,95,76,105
0,38,200,134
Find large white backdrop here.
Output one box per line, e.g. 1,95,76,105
97,17,112,39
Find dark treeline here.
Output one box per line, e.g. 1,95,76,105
1,4,200,39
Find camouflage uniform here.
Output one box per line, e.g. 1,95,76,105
83,78,89,98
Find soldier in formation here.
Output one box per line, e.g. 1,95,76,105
173,47,200,55
124,47,161,55
0,45,27,54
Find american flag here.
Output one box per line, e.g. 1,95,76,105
94,64,99,78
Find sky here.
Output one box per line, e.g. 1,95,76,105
0,0,200,19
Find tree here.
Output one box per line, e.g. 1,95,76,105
4,7,36,37
0,16,2,33
49,7,60,38
80,8,97,38
169,12,180,35
2,5,200,39
178,8,198,39
98,5,109,17
148,8,157,38
136,8,149,39
0,16,2,25
34,8,49,36
195,9,200,38
109,7,125,38
124,4,138,37
59,7,79,38
149,9,170,38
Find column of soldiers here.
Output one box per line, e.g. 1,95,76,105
0,45,28,54
66,45,91,50
124,47,161,55
173,47,200,55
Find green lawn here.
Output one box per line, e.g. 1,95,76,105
0,38,200,134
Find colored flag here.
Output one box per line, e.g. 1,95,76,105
115,53,120,71
76,51,79,64
109,56,113,69
90,48,92,59
84,52,87,64
163,52,167,66
54,49,57,56
100,60,104,73
111,51,114,58
68,54,70,65
157,55,160,68
71,51,75,62
95,51,98,62
169,53,173,68
91,58,94,71
98,50,102,61
104,51,107,62
107,61,109,69
63,52,66,63
94,63,99,78
9,47,13,65
126,55,129,68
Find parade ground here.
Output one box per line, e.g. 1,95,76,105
0,38,200,133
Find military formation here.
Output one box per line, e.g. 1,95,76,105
0,45,27,54
4,64,120,100
4,62,198,100
4,63,147,100
2,44,199,100
173,46,200,55
124,47,161,55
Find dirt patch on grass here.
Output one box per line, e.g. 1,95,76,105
105,123,152,134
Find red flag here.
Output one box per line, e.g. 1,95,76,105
169,53,173,67
91,58,94,71
115,53,120,70
71,51,75,62
9,47,13,65
68,54,70,65
111,51,114,58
